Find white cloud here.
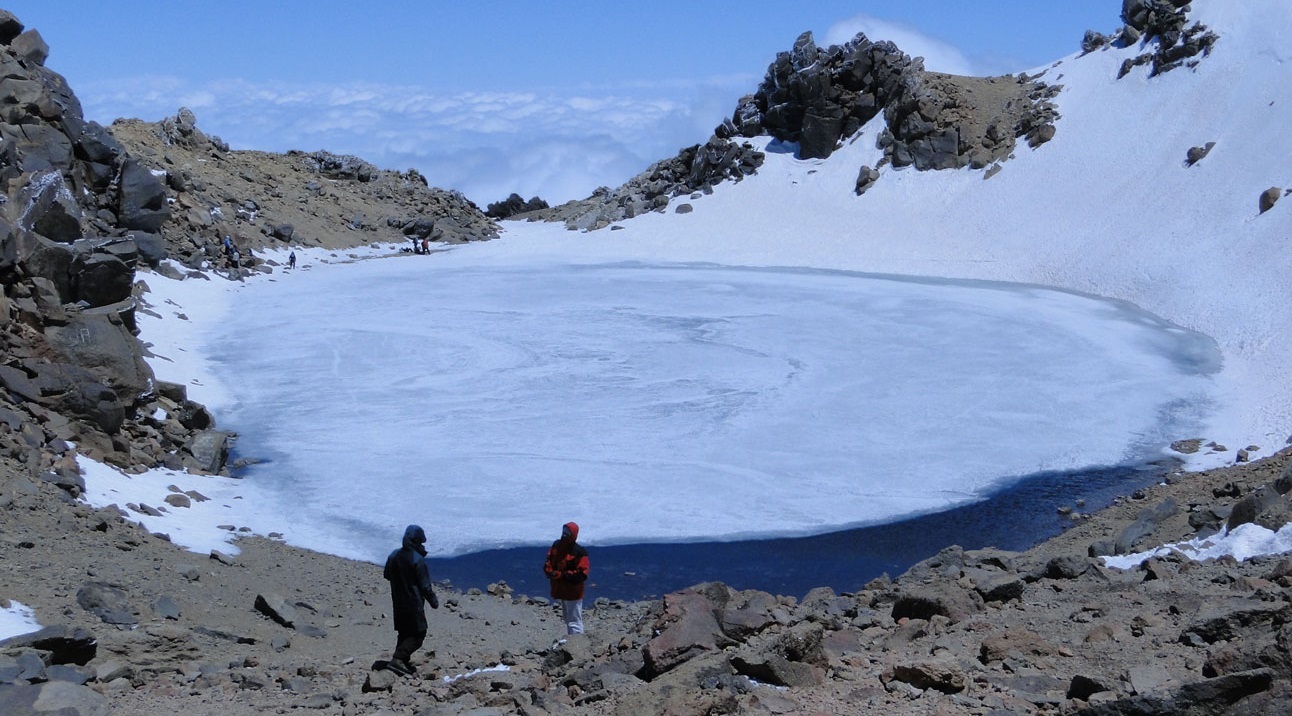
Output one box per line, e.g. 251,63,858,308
823,14,979,76
76,75,746,206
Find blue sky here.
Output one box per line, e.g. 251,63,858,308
9,1,1121,204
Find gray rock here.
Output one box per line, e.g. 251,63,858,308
362,669,396,692
855,166,880,195
76,583,137,626
0,681,110,716
1082,30,1110,53
92,660,132,683
730,651,820,688
1185,141,1215,166
185,430,229,473
642,584,738,677
152,595,181,620
16,170,82,243
1045,555,1096,579
1259,187,1281,214
71,253,132,308
117,159,171,232
889,659,968,694
254,593,298,628
891,585,984,623
0,626,97,665
1116,499,1178,554
11,29,48,66
44,664,92,685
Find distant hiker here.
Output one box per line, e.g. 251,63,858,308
383,524,439,675
288,251,296,269
543,521,589,635
421,237,430,254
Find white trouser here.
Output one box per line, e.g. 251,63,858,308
561,599,584,634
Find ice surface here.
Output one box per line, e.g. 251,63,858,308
175,260,1218,561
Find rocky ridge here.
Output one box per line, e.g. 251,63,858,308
527,30,1061,230
108,110,498,273
0,5,498,494
528,0,1221,230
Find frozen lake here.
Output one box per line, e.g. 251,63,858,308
206,260,1219,565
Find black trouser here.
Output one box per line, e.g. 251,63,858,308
393,629,426,662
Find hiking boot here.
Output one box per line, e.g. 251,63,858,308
387,658,414,676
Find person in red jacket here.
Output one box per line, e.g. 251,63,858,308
543,522,590,634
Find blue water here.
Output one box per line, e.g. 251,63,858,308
424,460,1173,601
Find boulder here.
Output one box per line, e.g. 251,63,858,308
0,10,22,44
11,29,48,66
13,232,75,300
116,158,170,232
1045,555,1097,579
76,583,138,626
1227,484,1291,531
0,122,73,173
70,253,132,307
254,593,298,628
1259,187,1281,214
730,651,820,688
45,313,153,405
0,625,97,665
888,660,969,694
642,584,737,678
1082,30,1110,53
855,166,880,195
1185,142,1215,166
718,589,780,639
891,584,983,623
979,628,1058,665
0,681,109,716
185,430,229,473
130,231,168,267
1116,499,1178,554
15,170,81,243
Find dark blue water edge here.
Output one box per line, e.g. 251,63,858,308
424,461,1175,603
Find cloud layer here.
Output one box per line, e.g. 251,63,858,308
70,14,997,207
79,76,748,206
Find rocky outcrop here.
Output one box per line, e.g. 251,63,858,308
525,138,764,231
729,30,1061,176
879,70,1060,171
533,28,1062,226
108,115,499,270
1116,0,1219,78
0,7,506,482
485,193,550,219
718,32,915,160
0,11,211,475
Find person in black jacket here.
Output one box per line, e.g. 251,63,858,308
383,524,439,675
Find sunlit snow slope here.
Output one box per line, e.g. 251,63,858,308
476,1,1292,461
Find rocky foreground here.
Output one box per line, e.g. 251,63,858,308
4,441,1292,716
